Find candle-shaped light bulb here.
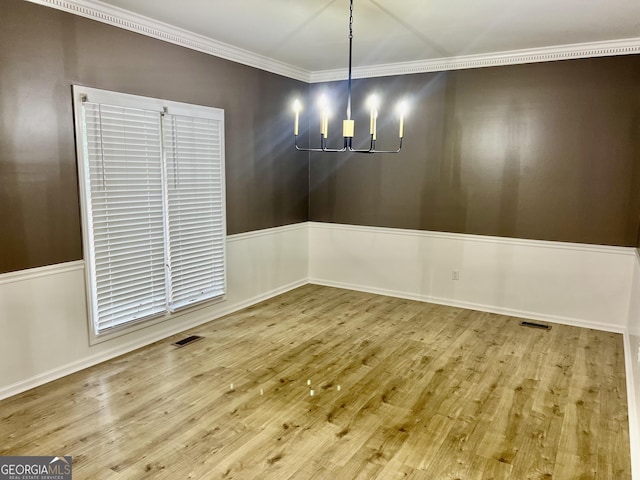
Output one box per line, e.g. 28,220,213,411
397,100,409,138
367,95,380,140
319,95,329,138
293,99,301,136
323,114,329,139
372,109,378,141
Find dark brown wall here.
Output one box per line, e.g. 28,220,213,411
309,57,640,246
3,1,640,276
0,0,309,274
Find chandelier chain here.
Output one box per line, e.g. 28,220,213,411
347,0,354,120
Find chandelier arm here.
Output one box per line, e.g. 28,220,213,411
348,138,403,154
297,147,348,153
348,148,401,154
322,135,349,152
322,148,349,152
294,135,324,152
296,136,402,154
295,146,325,152
295,136,347,152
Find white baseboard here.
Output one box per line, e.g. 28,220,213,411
0,278,306,401
310,277,625,333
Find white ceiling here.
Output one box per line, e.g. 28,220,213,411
88,0,640,72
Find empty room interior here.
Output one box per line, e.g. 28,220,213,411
1,0,640,478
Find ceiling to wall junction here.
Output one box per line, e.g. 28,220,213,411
80,0,640,73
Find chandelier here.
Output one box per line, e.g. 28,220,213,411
293,0,408,154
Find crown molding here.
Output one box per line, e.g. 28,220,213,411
310,37,640,83
27,0,640,84
25,0,312,83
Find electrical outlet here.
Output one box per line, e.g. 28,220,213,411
452,270,460,281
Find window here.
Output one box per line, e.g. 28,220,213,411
72,86,226,342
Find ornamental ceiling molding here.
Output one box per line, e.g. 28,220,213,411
310,37,640,83
25,0,310,82
27,0,640,84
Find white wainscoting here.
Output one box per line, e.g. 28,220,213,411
0,223,308,400
309,222,635,332
2,220,639,475
626,250,640,479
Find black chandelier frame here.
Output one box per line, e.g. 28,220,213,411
293,0,405,154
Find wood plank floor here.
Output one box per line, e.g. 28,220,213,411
0,285,631,479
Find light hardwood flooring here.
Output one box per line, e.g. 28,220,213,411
0,285,631,479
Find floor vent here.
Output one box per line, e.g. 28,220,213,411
172,335,204,347
520,321,551,331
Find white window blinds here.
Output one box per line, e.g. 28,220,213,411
74,86,226,341
163,114,225,311
83,103,167,332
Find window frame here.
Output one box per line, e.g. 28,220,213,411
72,85,227,344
